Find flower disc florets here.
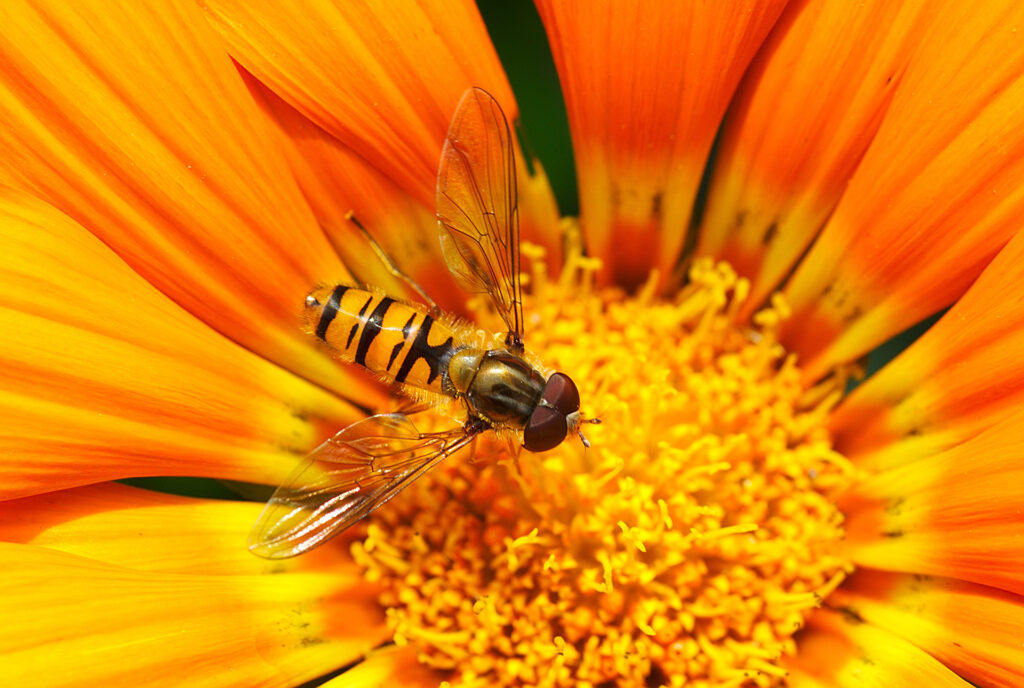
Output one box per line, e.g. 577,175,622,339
353,244,854,687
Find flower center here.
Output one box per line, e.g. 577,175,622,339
353,243,854,686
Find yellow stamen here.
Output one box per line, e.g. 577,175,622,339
354,245,853,686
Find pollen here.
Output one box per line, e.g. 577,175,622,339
352,237,854,687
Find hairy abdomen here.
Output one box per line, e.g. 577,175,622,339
303,285,460,395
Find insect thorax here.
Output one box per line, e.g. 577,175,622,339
449,349,546,428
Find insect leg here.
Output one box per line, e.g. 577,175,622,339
346,211,440,314
459,416,491,465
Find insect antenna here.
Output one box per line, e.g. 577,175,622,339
573,416,601,450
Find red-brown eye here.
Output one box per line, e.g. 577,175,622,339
541,372,580,415
523,405,568,452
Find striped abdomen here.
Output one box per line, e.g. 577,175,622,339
304,285,460,395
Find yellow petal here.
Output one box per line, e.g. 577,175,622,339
841,409,1024,596
0,190,363,498
0,543,387,686
788,609,973,687
780,1,1024,379
831,570,1024,688
0,483,364,576
536,0,788,287
697,0,935,320
830,228,1024,470
321,645,437,688
0,0,361,395
201,0,561,261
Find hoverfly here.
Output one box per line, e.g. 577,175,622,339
249,87,597,559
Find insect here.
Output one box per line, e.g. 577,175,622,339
249,87,597,559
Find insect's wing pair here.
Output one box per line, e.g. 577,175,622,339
437,87,525,347
249,414,474,559
250,88,522,560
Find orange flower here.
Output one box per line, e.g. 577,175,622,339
1,1,1022,686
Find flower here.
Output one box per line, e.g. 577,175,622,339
1,0,1023,686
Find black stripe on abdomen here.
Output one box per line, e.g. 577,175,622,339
347,294,374,349
394,314,455,385
315,285,348,341
386,313,417,371
354,297,394,366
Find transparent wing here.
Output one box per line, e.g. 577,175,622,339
249,414,474,559
436,87,524,347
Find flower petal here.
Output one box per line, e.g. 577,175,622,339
201,0,562,259
321,645,436,688
779,1,1024,378
697,1,934,319
0,190,363,498
830,228,1024,470
788,610,974,687
241,72,465,313
785,669,830,688
536,0,787,287
0,0,360,394
0,543,386,686
840,409,1024,596
0,483,359,576
830,570,1024,688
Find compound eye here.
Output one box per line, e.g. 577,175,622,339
523,406,568,452
541,372,580,415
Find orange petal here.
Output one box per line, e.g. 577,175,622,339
697,1,934,320
201,0,562,261
788,609,973,687
536,0,788,288
0,543,386,686
0,0,364,395
322,645,437,688
786,668,830,688
0,483,363,576
240,71,466,314
840,410,1024,596
830,228,1024,470
0,191,363,498
780,1,1024,379
830,570,1024,688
